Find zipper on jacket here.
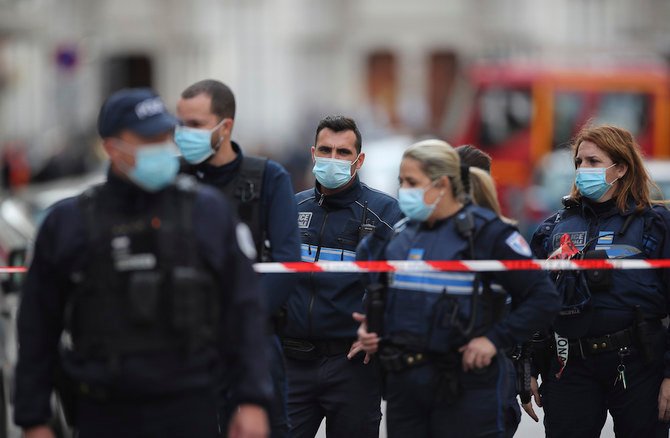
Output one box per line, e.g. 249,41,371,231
307,210,329,337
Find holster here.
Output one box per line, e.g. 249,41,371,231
530,332,553,378
634,306,657,365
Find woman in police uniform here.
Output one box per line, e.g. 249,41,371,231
355,139,560,438
528,125,670,437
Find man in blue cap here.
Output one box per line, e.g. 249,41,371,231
14,88,272,438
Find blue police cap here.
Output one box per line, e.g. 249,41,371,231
97,88,178,138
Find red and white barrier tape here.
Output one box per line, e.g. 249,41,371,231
3,259,670,275
252,259,670,273
0,267,27,274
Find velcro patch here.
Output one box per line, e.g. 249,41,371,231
505,231,532,257
298,212,312,229
552,231,586,250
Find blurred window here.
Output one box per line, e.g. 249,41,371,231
552,91,649,150
553,92,585,149
592,92,648,137
366,51,399,127
477,88,531,147
427,51,458,132
104,55,153,96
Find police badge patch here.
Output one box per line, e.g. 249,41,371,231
505,231,532,257
298,212,312,229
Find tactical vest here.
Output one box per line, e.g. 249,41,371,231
217,156,268,261
383,206,508,354
543,203,661,338
65,177,219,360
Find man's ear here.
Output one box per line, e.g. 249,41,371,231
355,152,365,170
220,118,234,137
102,138,116,159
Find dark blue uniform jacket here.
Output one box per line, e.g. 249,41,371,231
284,176,403,340
360,203,560,353
530,197,670,375
14,171,272,428
187,142,301,314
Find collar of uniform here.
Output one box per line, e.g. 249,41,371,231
105,166,164,210
193,141,243,186
419,202,470,230
313,175,363,208
580,197,636,219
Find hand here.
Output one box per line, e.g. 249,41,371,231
347,340,372,364
658,377,670,422
228,404,269,438
350,312,380,357
24,425,55,438
458,336,497,372
521,376,542,422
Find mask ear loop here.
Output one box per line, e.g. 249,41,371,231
211,118,228,153
605,163,620,186
425,179,446,209
349,154,361,178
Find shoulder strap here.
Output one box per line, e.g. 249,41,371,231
166,176,199,265
223,156,268,260
77,183,107,247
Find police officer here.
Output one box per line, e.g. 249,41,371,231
13,88,271,438
529,125,670,437
355,139,560,437
174,79,300,438
281,116,403,437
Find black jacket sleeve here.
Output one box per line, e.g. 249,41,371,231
14,201,75,428
198,189,272,410
481,224,561,352
259,161,301,314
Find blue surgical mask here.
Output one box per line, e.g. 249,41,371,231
121,142,180,192
575,163,618,201
398,183,442,222
174,120,224,164
313,156,358,189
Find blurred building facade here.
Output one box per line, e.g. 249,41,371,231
1,0,670,181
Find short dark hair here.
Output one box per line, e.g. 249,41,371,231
456,144,491,173
315,116,362,153
181,79,236,119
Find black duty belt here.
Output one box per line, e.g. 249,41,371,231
281,337,354,360
570,327,635,357
378,348,429,372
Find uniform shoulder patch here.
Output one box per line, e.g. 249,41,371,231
236,223,258,260
298,212,312,229
505,231,532,257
